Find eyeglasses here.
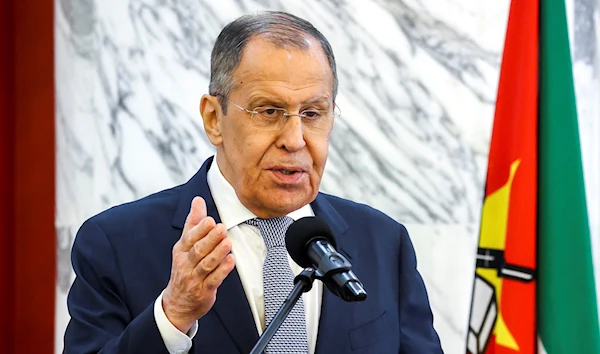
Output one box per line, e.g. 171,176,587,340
218,95,340,134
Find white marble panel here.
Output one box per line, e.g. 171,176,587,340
55,0,512,352
567,0,600,323
406,223,479,354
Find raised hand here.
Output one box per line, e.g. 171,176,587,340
162,196,236,333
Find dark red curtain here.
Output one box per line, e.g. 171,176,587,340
1,0,56,352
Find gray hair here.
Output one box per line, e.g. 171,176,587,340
209,11,338,114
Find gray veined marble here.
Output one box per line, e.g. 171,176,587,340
567,0,600,327
55,1,513,353
56,0,506,224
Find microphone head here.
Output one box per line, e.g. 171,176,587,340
285,216,336,268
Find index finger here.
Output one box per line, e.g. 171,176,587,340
183,196,207,235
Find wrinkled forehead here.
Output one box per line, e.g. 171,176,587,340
232,36,335,101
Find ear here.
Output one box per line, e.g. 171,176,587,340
200,94,223,146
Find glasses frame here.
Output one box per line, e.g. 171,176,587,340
213,93,341,120
228,99,337,120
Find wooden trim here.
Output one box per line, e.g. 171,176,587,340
0,0,16,350
7,0,56,351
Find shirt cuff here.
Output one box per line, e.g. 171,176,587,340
154,290,199,354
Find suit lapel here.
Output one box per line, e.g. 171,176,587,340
172,157,258,353
210,267,258,353
309,193,353,262
310,194,353,353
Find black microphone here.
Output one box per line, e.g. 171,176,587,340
285,216,367,302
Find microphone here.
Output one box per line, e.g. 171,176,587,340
285,216,367,302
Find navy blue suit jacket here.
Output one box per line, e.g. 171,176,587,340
64,157,443,353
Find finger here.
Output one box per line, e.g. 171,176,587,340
183,197,207,235
203,253,236,291
187,223,227,265
193,237,233,277
180,216,216,252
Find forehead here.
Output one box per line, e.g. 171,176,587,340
231,36,334,101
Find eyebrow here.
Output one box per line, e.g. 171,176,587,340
303,97,331,107
247,96,287,108
247,95,332,109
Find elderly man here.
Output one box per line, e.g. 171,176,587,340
64,11,443,354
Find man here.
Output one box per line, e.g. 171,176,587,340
64,11,443,354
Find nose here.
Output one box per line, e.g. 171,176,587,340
276,115,306,152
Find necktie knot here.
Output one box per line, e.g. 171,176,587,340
245,216,293,249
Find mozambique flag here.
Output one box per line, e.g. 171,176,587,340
466,0,600,353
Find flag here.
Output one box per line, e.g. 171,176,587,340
467,0,600,353
537,0,600,352
466,0,539,352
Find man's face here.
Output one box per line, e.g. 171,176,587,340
201,36,335,218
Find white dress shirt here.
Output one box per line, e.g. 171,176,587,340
154,158,323,354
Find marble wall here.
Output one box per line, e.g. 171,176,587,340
54,0,599,353
567,0,600,316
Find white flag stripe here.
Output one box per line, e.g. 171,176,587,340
538,336,548,354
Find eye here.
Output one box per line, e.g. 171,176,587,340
302,110,322,119
257,107,281,117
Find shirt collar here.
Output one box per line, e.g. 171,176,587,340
206,154,314,230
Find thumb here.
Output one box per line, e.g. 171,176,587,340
183,196,207,234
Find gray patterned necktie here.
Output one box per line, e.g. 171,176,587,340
245,217,309,353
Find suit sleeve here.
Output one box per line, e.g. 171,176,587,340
63,218,169,354
397,225,444,354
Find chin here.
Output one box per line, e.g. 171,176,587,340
261,189,315,215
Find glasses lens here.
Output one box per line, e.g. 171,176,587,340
249,107,283,130
248,106,336,133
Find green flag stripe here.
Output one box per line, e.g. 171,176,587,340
538,0,600,352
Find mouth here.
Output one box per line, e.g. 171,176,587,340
269,167,306,184
276,168,302,175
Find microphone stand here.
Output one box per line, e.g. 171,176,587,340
249,268,316,354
